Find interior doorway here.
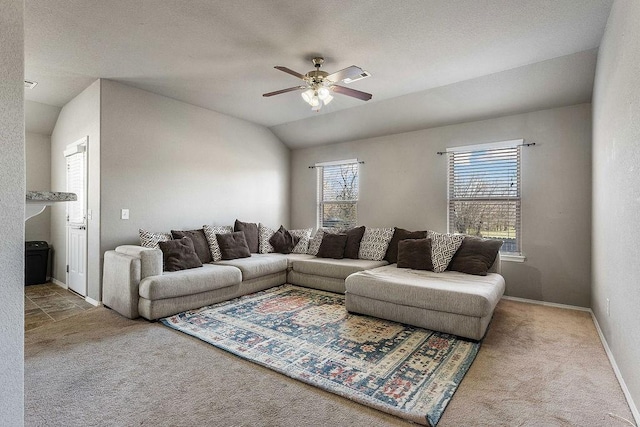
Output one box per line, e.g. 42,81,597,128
65,137,88,296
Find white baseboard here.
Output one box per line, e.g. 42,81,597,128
501,295,638,425
591,312,640,426
85,296,101,307
500,295,591,312
50,277,67,289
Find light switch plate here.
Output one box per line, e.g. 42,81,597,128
121,209,129,220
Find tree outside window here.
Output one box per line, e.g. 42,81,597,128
318,162,359,229
448,144,521,254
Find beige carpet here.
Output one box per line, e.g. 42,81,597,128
25,299,635,427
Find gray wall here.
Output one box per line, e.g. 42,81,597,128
25,100,61,135
592,0,640,416
25,132,51,242
291,104,592,307
99,79,290,262
0,0,24,424
51,80,101,301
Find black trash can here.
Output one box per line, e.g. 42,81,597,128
25,241,50,286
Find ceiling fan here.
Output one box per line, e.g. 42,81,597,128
263,57,372,111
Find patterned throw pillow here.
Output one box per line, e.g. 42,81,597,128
289,228,312,254
203,224,233,262
259,223,277,254
139,229,172,249
307,228,343,256
358,227,395,261
427,230,465,273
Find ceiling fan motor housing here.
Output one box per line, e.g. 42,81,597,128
306,70,329,86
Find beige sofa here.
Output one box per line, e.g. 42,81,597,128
103,246,380,320
103,245,504,340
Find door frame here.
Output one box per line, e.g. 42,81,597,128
65,136,88,296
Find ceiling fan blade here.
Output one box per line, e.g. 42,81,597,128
263,86,305,97
332,85,373,101
274,66,305,80
326,65,364,83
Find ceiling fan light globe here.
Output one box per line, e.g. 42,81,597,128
323,94,334,105
309,96,320,107
301,89,314,103
317,87,330,100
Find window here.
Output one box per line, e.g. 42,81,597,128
447,140,522,254
65,143,86,225
317,159,359,229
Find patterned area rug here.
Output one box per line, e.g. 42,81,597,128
161,285,480,426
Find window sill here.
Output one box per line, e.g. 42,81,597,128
500,254,526,263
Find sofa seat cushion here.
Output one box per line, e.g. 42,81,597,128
345,265,505,318
284,253,315,269
292,258,388,280
214,253,288,281
139,264,241,300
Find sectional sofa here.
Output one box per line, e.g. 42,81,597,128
102,226,505,340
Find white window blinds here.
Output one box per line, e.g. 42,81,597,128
447,142,521,254
66,151,86,225
317,160,359,229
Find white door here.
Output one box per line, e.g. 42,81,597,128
65,138,88,296
68,225,86,294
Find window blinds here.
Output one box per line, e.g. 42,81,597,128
66,152,85,225
317,161,359,229
448,145,521,254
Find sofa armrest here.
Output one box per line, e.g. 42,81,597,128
115,245,162,279
103,250,142,319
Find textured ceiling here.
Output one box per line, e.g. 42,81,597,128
25,0,612,144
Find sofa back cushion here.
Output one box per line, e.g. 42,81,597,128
171,229,212,264
343,226,366,259
203,225,233,262
358,227,395,261
269,226,300,254
384,228,428,264
397,238,433,271
217,231,251,260
307,228,343,256
448,236,503,276
139,228,172,249
426,230,464,273
289,228,313,254
158,237,203,272
317,233,348,259
258,223,277,254
234,219,259,253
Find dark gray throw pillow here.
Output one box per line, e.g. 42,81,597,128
316,233,348,259
158,237,203,272
216,231,251,260
269,225,300,254
171,229,212,264
385,227,428,263
397,238,433,271
234,219,259,253
343,226,366,259
448,236,503,276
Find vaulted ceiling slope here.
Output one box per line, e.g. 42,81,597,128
25,1,612,146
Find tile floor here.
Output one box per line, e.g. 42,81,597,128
25,283,95,331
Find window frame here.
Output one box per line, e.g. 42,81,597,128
316,159,360,229
446,139,523,257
